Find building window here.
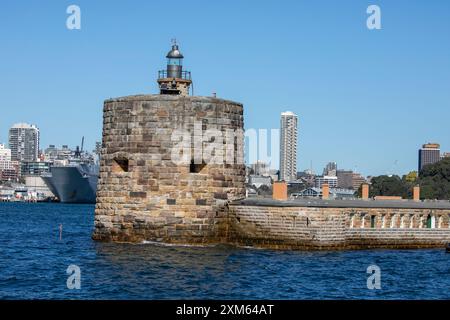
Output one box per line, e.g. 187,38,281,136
381,215,386,229
112,157,129,173
370,215,376,229
390,215,396,229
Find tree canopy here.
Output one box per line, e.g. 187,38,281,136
366,175,410,198
419,157,450,200
357,159,450,200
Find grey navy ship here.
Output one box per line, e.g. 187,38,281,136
41,141,99,203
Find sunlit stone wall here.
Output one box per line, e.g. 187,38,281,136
93,95,245,243
227,203,450,250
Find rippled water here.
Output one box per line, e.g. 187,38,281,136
0,203,448,299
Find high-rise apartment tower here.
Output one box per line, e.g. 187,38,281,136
279,111,298,182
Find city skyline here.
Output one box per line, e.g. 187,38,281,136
2,119,447,180
1,1,449,176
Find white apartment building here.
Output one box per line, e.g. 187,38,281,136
0,144,14,170
8,123,40,162
279,111,298,182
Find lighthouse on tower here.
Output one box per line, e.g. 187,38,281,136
94,41,245,244
157,40,192,96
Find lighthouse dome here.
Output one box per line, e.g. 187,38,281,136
166,44,184,59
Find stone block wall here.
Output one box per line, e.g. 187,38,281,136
93,95,245,243
227,204,450,250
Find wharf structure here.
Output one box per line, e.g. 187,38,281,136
93,42,450,249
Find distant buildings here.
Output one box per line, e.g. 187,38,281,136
336,170,353,189
293,187,356,200
351,172,366,190
441,152,450,160
20,161,51,176
315,162,338,189
248,160,279,183
8,123,40,162
1,122,100,203
418,143,441,171
248,175,272,189
323,162,337,176
0,144,19,182
313,163,367,191
296,170,315,188
314,175,338,188
250,160,270,176
43,144,73,162
279,111,298,182
0,144,11,168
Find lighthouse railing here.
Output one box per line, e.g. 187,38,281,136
158,70,191,80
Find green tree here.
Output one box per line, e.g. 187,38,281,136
418,158,450,200
356,159,450,200
370,175,409,198
404,171,418,183
356,175,409,198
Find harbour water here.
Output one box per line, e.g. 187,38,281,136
0,203,448,300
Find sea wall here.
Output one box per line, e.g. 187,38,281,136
226,202,450,250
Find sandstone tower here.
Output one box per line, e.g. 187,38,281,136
93,42,246,243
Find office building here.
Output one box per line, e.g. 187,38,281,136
337,170,353,189
314,175,338,188
418,143,440,171
351,172,367,190
336,169,366,190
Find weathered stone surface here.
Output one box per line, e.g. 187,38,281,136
93,95,246,243
226,204,450,250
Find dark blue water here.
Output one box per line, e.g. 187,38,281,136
0,203,448,299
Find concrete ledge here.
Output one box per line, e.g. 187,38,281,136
232,198,450,210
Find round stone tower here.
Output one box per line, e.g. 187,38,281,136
93,43,245,243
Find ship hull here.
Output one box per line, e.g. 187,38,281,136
42,165,98,203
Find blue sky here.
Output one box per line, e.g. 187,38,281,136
0,0,449,176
